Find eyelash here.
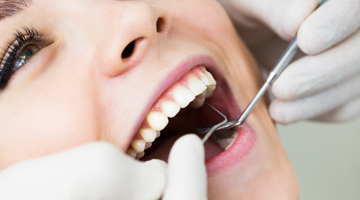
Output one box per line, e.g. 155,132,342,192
0,27,44,90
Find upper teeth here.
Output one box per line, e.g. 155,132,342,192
188,76,207,95
160,101,180,118
147,111,169,131
140,129,157,142
173,85,196,108
126,66,217,159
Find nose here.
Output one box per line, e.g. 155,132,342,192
96,3,171,77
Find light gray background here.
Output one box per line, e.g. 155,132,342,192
278,117,360,199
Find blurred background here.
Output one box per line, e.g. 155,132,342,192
278,118,360,199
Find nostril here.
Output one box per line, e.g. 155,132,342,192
156,17,166,33
121,40,136,59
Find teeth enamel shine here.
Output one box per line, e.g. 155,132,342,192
147,111,169,131
140,128,157,142
187,76,207,95
131,140,146,153
173,85,196,108
161,101,181,118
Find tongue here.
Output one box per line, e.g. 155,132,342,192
141,133,224,162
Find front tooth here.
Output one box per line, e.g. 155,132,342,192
204,71,216,97
161,101,180,118
173,85,195,108
131,140,146,153
147,111,169,131
199,72,211,86
140,129,157,142
188,76,207,95
205,71,216,85
126,149,137,158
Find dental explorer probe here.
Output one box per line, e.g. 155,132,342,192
201,0,328,144
201,39,298,144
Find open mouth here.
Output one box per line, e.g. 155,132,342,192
126,65,242,162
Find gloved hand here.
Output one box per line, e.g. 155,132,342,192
163,134,207,200
0,135,207,200
219,0,360,124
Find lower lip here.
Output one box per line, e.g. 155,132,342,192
205,122,256,175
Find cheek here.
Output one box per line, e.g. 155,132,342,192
0,91,100,170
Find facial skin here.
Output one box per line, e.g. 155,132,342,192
0,0,299,199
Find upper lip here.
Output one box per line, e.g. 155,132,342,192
126,54,220,148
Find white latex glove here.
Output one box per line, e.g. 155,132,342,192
0,135,207,200
219,0,360,124
163,135,207,200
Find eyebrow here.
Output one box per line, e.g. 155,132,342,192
0,0,32,21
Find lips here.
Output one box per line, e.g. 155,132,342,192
126,55,256,174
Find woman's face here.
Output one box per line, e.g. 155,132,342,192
0,0,299,199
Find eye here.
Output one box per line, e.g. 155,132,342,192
14,44,40,71
0,27,45,90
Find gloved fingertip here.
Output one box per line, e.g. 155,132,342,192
269,101,280,120
270,100,305,124
298,28,331,55
271,79,293,101
172,134,204,159
132,160,167,200
163,134,207,200
269,100,291,125
272,66,309,101
282,0,320,39
145,159,167,170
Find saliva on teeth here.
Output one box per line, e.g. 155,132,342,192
126,67,216,159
